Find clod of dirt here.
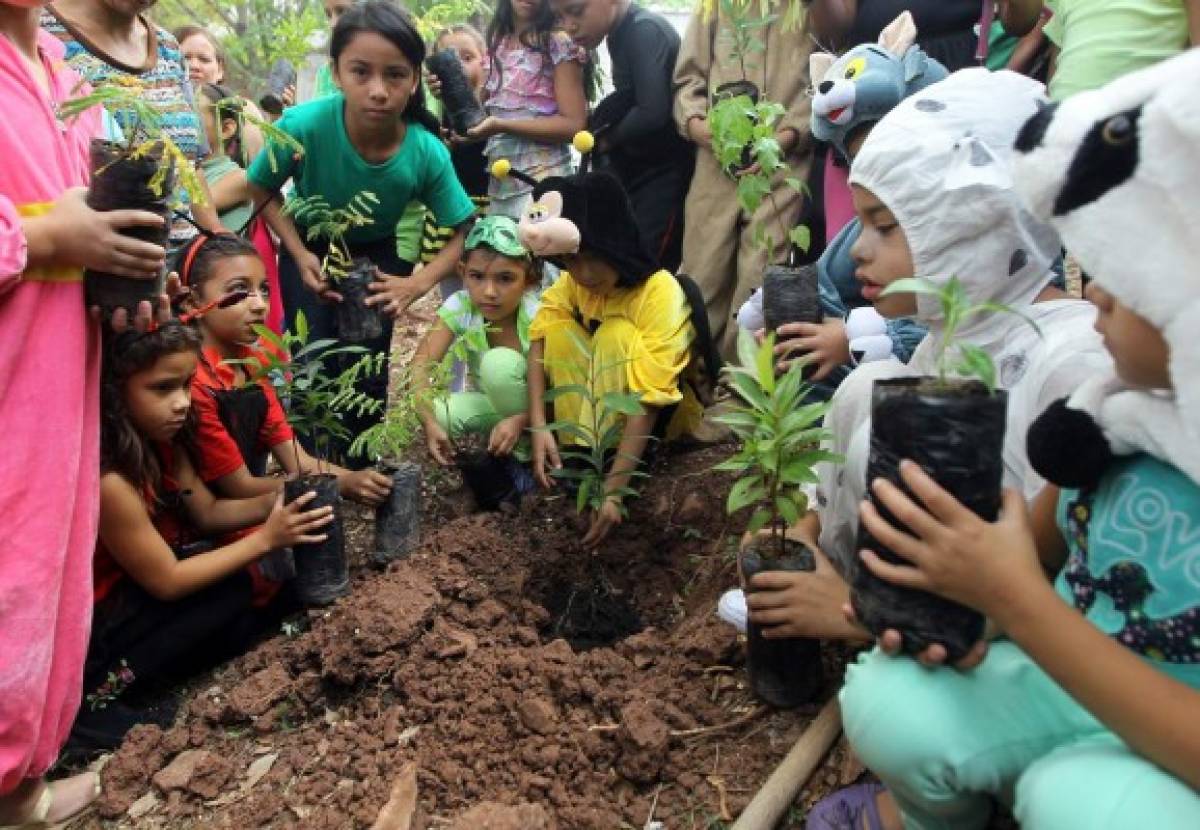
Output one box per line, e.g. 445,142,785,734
97,724,166,818
450,801,555,829
516,698,558,736
617,698,670,784
228,664,292,719
151,749,233,798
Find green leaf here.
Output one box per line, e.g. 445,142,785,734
879,277,944,299
746,508,772,536
789,225,812,254
729,371,771,413
599,393,644,417
726,476,766,514
541,383,589,402
955,343,998,392
775,495,799,526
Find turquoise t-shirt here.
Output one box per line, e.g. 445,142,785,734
1044,0,1190,101
247,94,474,246
1056,453,1200,689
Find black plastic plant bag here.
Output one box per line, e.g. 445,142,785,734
373,461,421,565
741,540,824,708
334,258,386,343
457,450,518,511
260,59,296,116
285,475,348,606
85,139,172,315
425,49,487,137
851,377,1008,660
762,263,823,333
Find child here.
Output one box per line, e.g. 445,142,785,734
672,0,813,359
420,24,491,282
314,0,353,100
412,216,540,491
175,26,266,160
198,85,252,230
181,233,392,505
816,50,1200,829
551,0,693,273
249,0,476,462
0,1,166,820
1031,0,1197,101
737,15,944,396
43,0,224,251
72,322,333,753
744,71,1110,646
454,0,587,220
523,170,712,547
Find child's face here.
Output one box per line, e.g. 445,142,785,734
510,0,542,24
1085,282,1172,391
460,249,533,323
849,184,918,318
334,32,419,127
180,33,222,85
561,250,619,296
438,32,485,91
323,0,352,28
125,350,198,442
194,255,270,349
551,0,618,50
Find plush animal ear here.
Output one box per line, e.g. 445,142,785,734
877,10,917,57
809,52,835,86
540,190,564,219
901,45,929,84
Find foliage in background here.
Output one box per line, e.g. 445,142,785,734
350,357,444,462
698,0,806,31
536,331,647,517
715,331,839,557
880,277,1041,392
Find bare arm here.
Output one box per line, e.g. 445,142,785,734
209,166,252,215
527,339,549,430
173,453,276,534
998,0,1044,37
250,183,308,261
207,465,284,500
604,409,656,498
190,171,225,233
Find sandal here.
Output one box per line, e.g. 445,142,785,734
806,780,887,830
0,772,101,829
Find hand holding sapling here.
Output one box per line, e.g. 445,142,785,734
859,460,1045,625
487,413,528,457
259,490,335,549
774,318,850,380
26,187,166,279
531,429,562,488
745,545,869,641
338,469,393,506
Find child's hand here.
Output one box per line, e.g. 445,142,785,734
745,547,868,641
296,250,335,299
857,459,1045,623
686,116,712,148
465,116,502,141
425,69,444,98
775,319,850,380
367,270,432,318
531,430,561,489
582,496,623,548
260,490,334,550
52,187,166,278
842,602,995,670
424,421,455,466
487,414,527,457
340,469,392,506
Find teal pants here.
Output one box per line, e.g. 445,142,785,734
434,347,528,439
840,643,1200,830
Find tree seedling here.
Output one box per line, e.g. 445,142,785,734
536,330,648,518
881,276,1041,392
283,190,379,282
714,330,839,556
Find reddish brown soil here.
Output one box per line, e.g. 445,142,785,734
73,442,855,829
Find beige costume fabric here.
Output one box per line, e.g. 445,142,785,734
673,5,814,358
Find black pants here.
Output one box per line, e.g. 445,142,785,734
82,572,256,701
277,237,414,467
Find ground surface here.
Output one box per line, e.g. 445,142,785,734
68,295,860,829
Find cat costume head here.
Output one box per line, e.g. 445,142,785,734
809,12,949,160
1015,48,1200,488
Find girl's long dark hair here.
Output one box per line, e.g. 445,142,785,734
330,0,441,135
200,82,246,167
101,323,202,500
484,0,598,101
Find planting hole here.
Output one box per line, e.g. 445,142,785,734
536,575,644,651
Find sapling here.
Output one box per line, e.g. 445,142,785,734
285,190,383,342
232,311,384,604
852,275,1042,659
537,330,648,520
714,329,839,707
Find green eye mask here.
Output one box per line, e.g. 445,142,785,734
465,215,529,259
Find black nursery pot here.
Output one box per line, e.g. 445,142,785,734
762,263,823,334
426,49,486,136
259,59,296,116
457,450,517,511
741,539,824,708
85,139,172,317
851,377,1008,661
373,461,421,566
285,474,348,606
334,258,385,343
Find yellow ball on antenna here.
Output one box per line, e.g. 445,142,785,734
491,158,512,179
573,131,595,153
